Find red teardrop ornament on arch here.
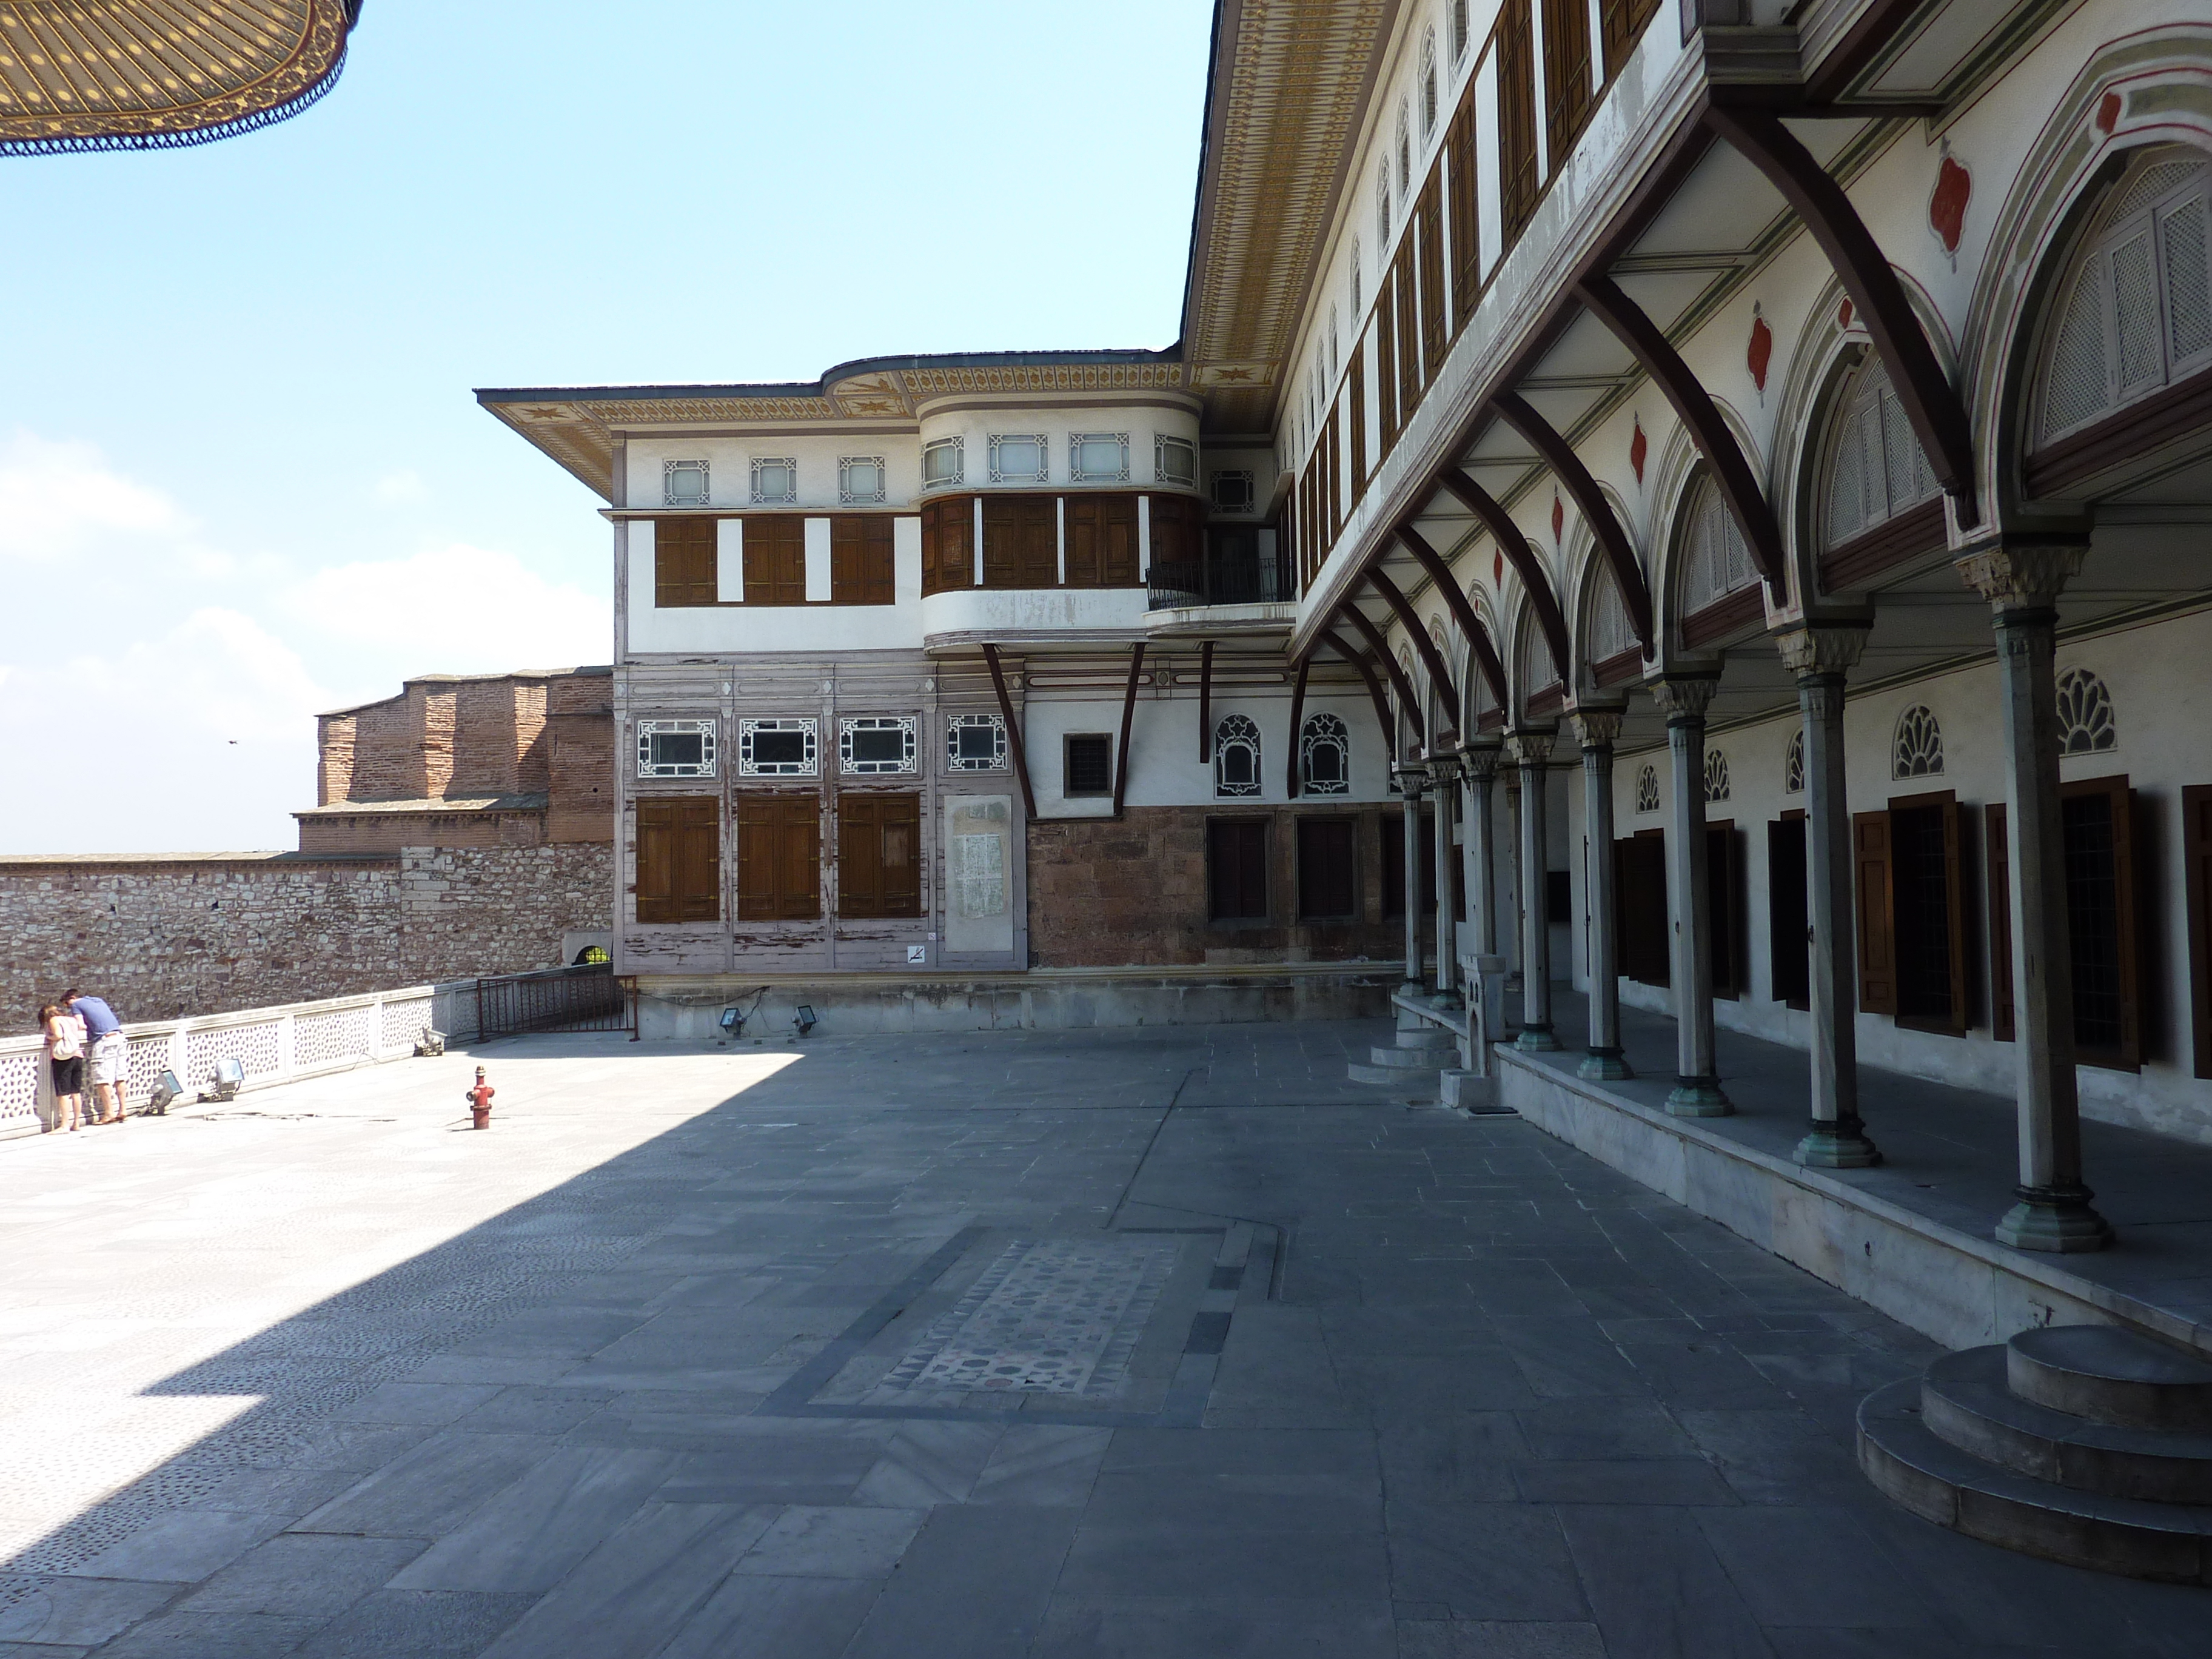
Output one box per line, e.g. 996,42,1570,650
1550,491,1564,545
1929,153,1970,256
1493,552,1504,589
1629,418,1647,483
2096,90,2122,135
1747,309,1772,394
1838,297,1854,330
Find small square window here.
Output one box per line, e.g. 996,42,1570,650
1070,433,1130,483
637,718,716,777
922,437,964,489
839,716,917,775
1064,732,1113,797
947,712,1007,772
750,457,798,505
989,434,1048,484
839,455,886,505
1210,469,1256,512
1155,435,1197,487
738,717,819,777
664,460,709,506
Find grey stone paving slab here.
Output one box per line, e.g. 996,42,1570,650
388,1447,675,1592
850,1421,1004,1507
1382,1502,1589,1620
1033,1594,1397,1658
839,1504,1081,1659
967,1425,1113,1507
176,1535,426,1617
287,1589,538,1658
63,1511,283,1584
290,1432,553,1540
1558,1502,1777,1658
90,1610,325,1658
1395,1620,1609,1658
652,1574,882,1659
0,1578,175,1647
731,1504,925,1578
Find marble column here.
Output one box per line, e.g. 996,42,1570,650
1430,754,1461,1004
1504,776,1524,996
1777,625,1880,1168
1570,708,1630,1081
1652,676,1728,1114
1396,765,1428,995
1461,742,1502,959
1512,732,1560,1051
1957,541,2112,1252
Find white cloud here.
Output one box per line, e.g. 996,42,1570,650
0,429,187,560
287,541,609,673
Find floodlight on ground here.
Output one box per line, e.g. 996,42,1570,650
793,1006,817,1036
415,1027,446,1057
719,1005,743,1036
147,1070,183,1115
209,1057,246,1101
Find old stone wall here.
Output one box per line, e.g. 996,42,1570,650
1,843,611,1030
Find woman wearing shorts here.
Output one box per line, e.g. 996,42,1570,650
39,1002,85,1133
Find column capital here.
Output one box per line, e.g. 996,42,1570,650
1509,732,1554,767
1569,708,1623,749
1458,741,1504,784
1649,675,1720,721
1954,538,2087,613
1773,623,1871,679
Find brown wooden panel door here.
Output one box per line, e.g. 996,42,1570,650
635,796,720,923
2185,785,2212,1079
1854,809,1896,1014
831,516,894,605
1417,169,1446,378
1986,803,2014,1042
1142,495,1200,583
920,500,940,594
982,497,1057,588
1496,0,1538,238
1376,286,1400,449
1768,815,1809,1009
1708,821,1744,999
1208,819,1269,920
921,497,973,594
1348,355,1369,488
1615,830,1669,987
1394,243,1421,406
1446,98,1480,332
837,792,921,919
743,517,806,606
654,518,718,608
2061,775,2142,1071
737,793,820,922
1542,0,1594,161
1297,817,1357,920
1601,0,1660,78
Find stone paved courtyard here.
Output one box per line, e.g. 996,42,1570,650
0,1021,2206,1658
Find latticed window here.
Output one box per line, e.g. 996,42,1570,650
749,457,797,505
2056,668,2118,754
1517,609,1560,705
989,434,1048,484
1680,474,1757,614
1785,729,1805,794
1635,763,1660,814
1586,561,1634,666
1350,240,1362,315
664,460,709,506
1825,357,1939,547
1376,158,1392,249
1301,712,1350,795
839,716,917,776
739,717,818,778
1215,714,1262,797
1704,748,1731,804
1892,705,1944,779
637,719,716,779
1450,0,1469,60
1396,101,1412,193
2039,149,2212,445
1419,27,1438,138
946,713,1007,772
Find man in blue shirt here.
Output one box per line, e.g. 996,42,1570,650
64,990,128,1126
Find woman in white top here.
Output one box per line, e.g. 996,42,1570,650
39,1002,86,1133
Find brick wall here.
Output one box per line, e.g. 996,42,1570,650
1,843,611,1029
1027,805,1407,967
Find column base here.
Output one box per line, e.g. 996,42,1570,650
1513,1022,1561,1052
1995,1184,2114,1253
1577,1047,1632,1081
1428,991,1464,1012
1794,1118,1882,1169
1666,1076,1732,1117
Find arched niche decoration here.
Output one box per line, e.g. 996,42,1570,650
1673,468,1765,650
1214,714,1262,797
1300,712,1351,795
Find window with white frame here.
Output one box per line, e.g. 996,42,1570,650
637,718,716,778
664,460,709,507
1704,748,1731,804
1210,470,1255,512
1350,238,1362,314
1450,0,1469,60
1070,433,1129,483
839,716,917,775
922,436,964,489
1396,100,1411,193
749,457,797,505
1785,729,1805,794
988,434,1048,484
1155,434,1197,488
839,455,886,506
1215,714,1262,798
2056,667,2118,754
946,712,1008,772
738,717,818,777
1300,712,1350,795
1376,158,1391,248
1635,764,1660,814
1419,26,1438,138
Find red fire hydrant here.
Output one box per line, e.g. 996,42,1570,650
466,1067,495,1130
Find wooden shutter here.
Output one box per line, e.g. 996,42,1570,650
635,796,719,924
1143,496,1199,585
1708,821,1744,999
922,497,973,595
1297,818,1357,920
1542,0,1594,163
737,794,820,922
1208,819,1269,920
1768,815,1809,1009
837,792,921,919
2061,775,2142,1071
1854,809,1896,1014
1497,0,1538,240
1324,406,1342,533
1616,830,1669,987
1418,168,1447,378
1348,354,1369,488
1446,96,1481,332
1067,495,1104,588
1394,242,1421,409
831,516,894,606
742,517,806,606
920,500,940,594
1986,803,2014,1042
1376,286,1401,449
2185,785,2212,1079
654,518,718,608
1601,0,1660,78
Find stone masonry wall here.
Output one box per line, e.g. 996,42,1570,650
1,843,611,1030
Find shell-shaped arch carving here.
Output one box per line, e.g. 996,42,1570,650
1892,705,1944,779
1635,763,1660,814
2056,667,2118,754
1704,748,1731,803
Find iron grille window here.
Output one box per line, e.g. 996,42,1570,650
1064,733,1113,797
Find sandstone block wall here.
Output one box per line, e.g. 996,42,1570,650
1,843,611,1030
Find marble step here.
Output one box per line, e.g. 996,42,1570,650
1346,1061,1442,1098
1390,1027,1458,1051
2009,1325,2212,1434
1858,1378,2212,1584
1922,1346,2212,1504
1366,1042,1453,1070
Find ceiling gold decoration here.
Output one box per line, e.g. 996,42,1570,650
0,0,357,153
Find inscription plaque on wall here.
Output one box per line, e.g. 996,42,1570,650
943,795,1014,956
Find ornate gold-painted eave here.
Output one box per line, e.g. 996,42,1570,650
0,0,358,155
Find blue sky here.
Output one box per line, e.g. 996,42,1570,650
1,2,1210,851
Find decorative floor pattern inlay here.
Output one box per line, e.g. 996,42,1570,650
884,1238,1180,1395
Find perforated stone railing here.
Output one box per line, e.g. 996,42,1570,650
2,984,449,1138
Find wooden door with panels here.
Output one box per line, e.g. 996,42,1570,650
635,796,721,923
830,516,894,606
736,793,820,922
1768,812,1809,1010
836,793,922,919
1614,828,1669,987
1854,791,1967,1034
742,517,806,607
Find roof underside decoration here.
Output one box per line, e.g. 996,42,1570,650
0,0,358,155
1180,0,1396,437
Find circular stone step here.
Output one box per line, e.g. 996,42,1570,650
1346,1062,1441,1098
1367,1044,1451,1069
2009,1326,2212,1434
1922,1346,2212,1505
1858,1378,2212,1584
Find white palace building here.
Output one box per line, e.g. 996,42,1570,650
486,0,2212,1569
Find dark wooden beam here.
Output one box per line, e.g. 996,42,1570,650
1572,273,1786,588
1396,525,1509,711
1338,604,1428,745
1365,568,1458,719
980,643,1036,821
1286,654,1310,798
1319,628,1399,755
1198,640,1215,763
1112,641,1145,817
1490,390,1655,652
1703,104,1978,525
1436,467,1572,683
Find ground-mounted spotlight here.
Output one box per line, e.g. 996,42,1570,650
147,1070,183,1115
719,1005,744,1037
209,1056,246,1102
793,1005,817,1036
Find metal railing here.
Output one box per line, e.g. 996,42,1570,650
1147,552,1291,611
472,964,635,1042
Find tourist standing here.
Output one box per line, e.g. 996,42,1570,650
64,989,129,1126
38,1002,85,1133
